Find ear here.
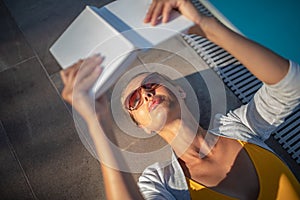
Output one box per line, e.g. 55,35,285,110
176,86,186,99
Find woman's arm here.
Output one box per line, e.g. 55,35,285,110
87,116,144,200
145,0,289,85
60,55,144,200
200,17,289,85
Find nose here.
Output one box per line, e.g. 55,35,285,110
141,89,154,102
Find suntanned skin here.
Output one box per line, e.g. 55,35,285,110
124,74,260,199
60,0,289,199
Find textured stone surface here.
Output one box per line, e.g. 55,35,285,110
0,58,105,199
3,0,113,75
1,1,298,199
0,1,34,72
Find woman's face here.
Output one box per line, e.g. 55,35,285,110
122,73,181,133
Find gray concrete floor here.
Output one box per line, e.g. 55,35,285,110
0,0,299,199
0,0,112,199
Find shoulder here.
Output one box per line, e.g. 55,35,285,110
137,162,175,199
138,161,173,188
138,157,190,199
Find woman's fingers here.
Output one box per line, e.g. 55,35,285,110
144,0,168,25
59,55,105,120
61,82,73,103
144,0,178,25
60,59,82,84
76,54,102,82
78,65,102,91
60,61,81,102
162,3,173,23
60,70,68,85
144,0,203,27
151,2,163,25
60,55,103,103
144,1,156,23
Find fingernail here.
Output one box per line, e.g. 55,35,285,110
95,65,102,73
97,56,103,62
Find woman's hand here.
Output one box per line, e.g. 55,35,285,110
144,0,208,36
60,54,104,121
144,0,201,25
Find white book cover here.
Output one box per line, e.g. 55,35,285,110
50,0,194,97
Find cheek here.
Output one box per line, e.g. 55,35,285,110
134,108,152,126
133,104,169,132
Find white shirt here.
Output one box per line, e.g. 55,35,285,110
138,60,300,199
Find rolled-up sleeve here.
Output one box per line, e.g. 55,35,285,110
138,167,176,200
235,60,300,141
210,60,300,146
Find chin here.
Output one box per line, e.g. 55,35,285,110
148,102,175,132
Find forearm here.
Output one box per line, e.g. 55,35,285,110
199,17,289,85
60,55,143,199
87,118,144,200
101,164,144,200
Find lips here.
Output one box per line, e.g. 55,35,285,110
148,96,164,112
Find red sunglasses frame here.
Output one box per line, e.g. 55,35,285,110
125,73,164,111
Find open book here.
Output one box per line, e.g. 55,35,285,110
50,0,194,97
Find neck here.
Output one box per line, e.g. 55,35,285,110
158,108,219,162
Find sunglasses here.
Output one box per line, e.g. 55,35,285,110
125,73,164,111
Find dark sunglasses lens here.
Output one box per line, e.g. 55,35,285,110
128,90,141,110
126,73,163,111
142,73,163,90
143,83,158,90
